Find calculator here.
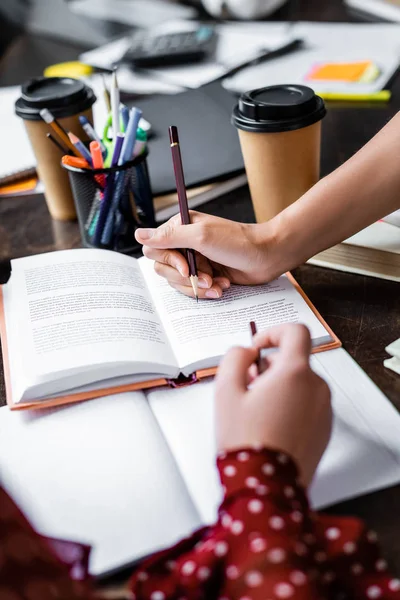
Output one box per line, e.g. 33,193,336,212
121,26,218,68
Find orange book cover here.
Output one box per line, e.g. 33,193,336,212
0,273,341,411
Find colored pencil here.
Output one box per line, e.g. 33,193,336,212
40,108,81,157
168,125,198,301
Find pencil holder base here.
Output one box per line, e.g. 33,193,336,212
63,151,155,254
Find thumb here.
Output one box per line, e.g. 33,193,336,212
135,219,199,250
215,346,259,398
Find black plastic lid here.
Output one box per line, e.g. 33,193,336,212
232,84,326,133
15,77,96,121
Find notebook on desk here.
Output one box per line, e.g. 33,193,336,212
0,86,37,186
1,348,400,577
308,221,400,281
0,247,339,410
127,81,245,196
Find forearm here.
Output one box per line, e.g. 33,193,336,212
264,111,400,275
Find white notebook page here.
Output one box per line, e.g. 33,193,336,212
0,393,201,577
148,348,400,523
0,86,36,180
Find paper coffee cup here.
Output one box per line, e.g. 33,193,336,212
232,85,326,223
15,77,96,221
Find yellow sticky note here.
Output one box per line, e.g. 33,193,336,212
306,61,379,82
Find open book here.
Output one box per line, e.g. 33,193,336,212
0,248,339,410
1,348,400,577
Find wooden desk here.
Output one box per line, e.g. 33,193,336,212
1,0,400,578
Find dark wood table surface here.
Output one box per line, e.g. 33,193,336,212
1,0,400,580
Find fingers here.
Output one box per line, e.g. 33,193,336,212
252,324,312,365
143,246,214,279
169,280,226,299
216,346,259,397
155,263,213,289
143,246,190,278
135,213,200,250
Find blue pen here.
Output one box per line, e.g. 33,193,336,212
92,133,125,246
101,107,142,245
79,115,107,156
121,105,130,132
68,132,93,166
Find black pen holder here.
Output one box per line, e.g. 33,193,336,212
62,150,155,254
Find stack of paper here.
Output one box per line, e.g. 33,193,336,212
79,21,400,95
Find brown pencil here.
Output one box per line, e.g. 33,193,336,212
40,108,82,157
169,125,199,301
250,321,262,375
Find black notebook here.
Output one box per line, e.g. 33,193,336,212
140,81,244,196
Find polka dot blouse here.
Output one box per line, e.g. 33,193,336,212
1,447,399,600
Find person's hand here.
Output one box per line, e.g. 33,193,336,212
214,324,332,486
135,212,277,299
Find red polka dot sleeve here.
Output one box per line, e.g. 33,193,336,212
1,448,400,600
129,448,400,600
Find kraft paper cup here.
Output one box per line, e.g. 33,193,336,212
15,77,96,221
232,84,326,223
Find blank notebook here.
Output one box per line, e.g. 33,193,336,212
1,348,400,578
0,86,36,184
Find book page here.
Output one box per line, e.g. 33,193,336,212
0,392,202,577
148,348,400,524
2,249,178,403
139,257,331,373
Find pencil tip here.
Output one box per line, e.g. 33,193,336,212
68,132,78,143
190,275,199,302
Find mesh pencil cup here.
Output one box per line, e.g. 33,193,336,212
62,150,155,254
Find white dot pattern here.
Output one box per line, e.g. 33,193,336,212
268,548,286,563
197,566,211,581
289,570,307,586
262,463,275,476
181,561,196,576
274,582,295,598
325,527,341,541
389,579,400,592
375,559,387,572
223,465,237,477
291,511,303,524
231,520,244,535
284,486,295,499
269,516,285,530
245,477,259,489
367,531,378,543
214,542,228,557
237,451,250,462
343,542,356,554
226,565,239,580
366,585,382,599
248,499,264,514
351,563,364,575
250,537,267,553
245,570,263,587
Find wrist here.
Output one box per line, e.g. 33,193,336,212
248,214,295,281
